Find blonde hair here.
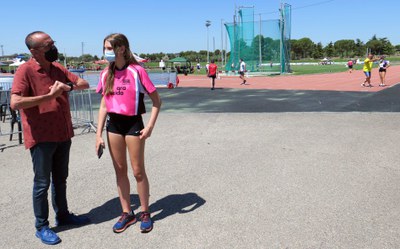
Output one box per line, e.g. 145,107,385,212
103,33,139,95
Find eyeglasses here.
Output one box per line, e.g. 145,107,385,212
34,41,55,51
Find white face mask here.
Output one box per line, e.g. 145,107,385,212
104,50,115,62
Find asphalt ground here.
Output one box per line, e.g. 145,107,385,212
1,79,400,248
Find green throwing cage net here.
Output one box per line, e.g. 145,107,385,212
225,4,291,73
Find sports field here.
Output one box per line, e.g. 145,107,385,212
177,65,400,92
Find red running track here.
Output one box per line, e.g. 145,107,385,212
177,65,400,92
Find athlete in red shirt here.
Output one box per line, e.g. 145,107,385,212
208,59,218,90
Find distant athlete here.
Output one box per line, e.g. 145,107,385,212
239,58,246,85
378,55,390,87
347,59,353,73
362,53,379,87
208,59,218,90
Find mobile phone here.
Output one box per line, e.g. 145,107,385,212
97,145,104,159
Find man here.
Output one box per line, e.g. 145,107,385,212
10,31,90,245
362,53,379,87
159,59,165,71
239,58,247,85
208,59,218,90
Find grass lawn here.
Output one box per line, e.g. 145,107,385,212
145,58,400,76
2,56,390,76
290,64,359,75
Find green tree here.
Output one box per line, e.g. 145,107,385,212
80,54,94,62
251,35,264,61
379,37,395,55
296,38,314,58
58,53,65,62
324,42,335,58
366,35,381,54
334,39,356,58
263,37,279,61
290,39,301,59
162,55,169,61
366,35,395,55
354,39,365,57
236,39,250,61
395,45,400,53
312,42,324,59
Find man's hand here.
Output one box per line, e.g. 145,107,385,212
48,81,68,98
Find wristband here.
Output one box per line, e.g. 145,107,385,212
66,82,74,92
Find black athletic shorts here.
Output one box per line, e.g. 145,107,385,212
106,113,144,136
239,71,245,76
379,68,386,72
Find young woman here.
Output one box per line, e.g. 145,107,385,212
378,55,390,87
95,33,161,233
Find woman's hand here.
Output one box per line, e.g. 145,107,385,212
95,136,105,154
139,126,153,140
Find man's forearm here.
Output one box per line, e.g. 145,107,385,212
73,78,90,91
10,93,53,110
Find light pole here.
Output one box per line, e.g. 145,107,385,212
64,49,67,68
205,20,211,62
220,19,224,67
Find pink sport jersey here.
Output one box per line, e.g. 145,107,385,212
96,64,156,116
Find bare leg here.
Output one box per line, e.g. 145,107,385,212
240,74,246,84
126,136,149,212
380,71,386,86
107,132,131,213
367,76,372,87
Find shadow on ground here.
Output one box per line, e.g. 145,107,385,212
53,192,205,232
148,84,400,113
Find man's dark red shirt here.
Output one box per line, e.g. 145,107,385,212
11,59,79,149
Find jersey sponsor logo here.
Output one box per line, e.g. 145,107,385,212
112,86,127,95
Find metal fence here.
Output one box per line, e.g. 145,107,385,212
149,71,178,88
0,78,22,150
69,89,97,133
1,71,169,149
0,83,97,151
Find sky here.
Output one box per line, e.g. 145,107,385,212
1,0,399,57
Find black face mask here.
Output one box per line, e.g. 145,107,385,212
45,45,58,62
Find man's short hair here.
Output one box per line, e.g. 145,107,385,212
25,31,45,49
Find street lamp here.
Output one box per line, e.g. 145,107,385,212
81,42,84,57
205,20,211,62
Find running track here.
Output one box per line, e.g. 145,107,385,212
177,65,400,92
